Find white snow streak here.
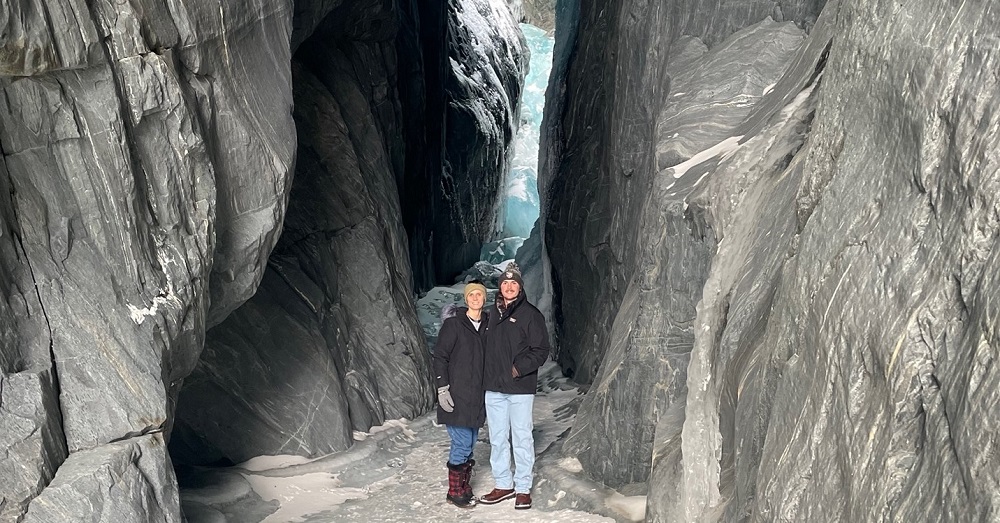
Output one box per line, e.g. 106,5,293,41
668,135,745,179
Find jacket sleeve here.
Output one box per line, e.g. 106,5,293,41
432,320,457,388
512,311,549,377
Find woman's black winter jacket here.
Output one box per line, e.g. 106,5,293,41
432,306,487,427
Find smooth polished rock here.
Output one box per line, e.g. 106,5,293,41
689,1,1000,520
546,0,1000,520
172,13,434,462
21,434,182,523
433,0,527,283
166,0,299,327
0,0,332,517
562,17,805,489
544,0,823,384
171,265,353,465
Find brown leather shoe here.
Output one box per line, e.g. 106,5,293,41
514,493,532,509
478,488,515,504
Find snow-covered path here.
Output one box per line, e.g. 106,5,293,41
179,365,645,522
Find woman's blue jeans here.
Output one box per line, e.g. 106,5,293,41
446,425,479,465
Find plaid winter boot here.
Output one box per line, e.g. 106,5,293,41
460,461,475,500
446,463,475,508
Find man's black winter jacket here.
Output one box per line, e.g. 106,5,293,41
483,291,549,395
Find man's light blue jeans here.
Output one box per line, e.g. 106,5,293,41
485,391,535,493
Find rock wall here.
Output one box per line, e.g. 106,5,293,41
398,0,527,292
564,19,808,490
436,0,527,284
546,0,1000,519
506,0,558,33
0,0,315,519
172,1,435,464
1,0,527,517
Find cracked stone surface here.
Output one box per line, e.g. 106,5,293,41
22,434,181,522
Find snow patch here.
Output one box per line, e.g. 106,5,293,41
559,457,584,473
364,418,416,439
238,455,314,472
605,493,647,521
241,472,367,523
669,135,745,179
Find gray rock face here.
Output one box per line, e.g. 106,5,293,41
545,0,822,384
547,0,1000,519
397,0,528,292
0,0,101,75
433,0,527,284
22,434,181,522
3,0,526,515
170,266,354,465
1,0,331,518
172,9,435,461
563,17,805,490
506,0,557,33
0,368,68,521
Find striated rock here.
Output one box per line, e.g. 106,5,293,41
0,19,209,454
0,0,334,518
0,0,101,75
22,434,181,522
165,0,300,327
544,0,822,384
397,0,528,292
172,3,434,463
433,0,527,284
563,18,806,489
170,265,353,465
547,0,1000,520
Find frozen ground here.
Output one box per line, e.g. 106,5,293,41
178,364,645,522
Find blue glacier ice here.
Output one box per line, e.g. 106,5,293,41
500,23,554,242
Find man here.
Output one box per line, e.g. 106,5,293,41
478,262,549,510
433,281,489,507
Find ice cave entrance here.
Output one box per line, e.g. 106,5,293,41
480,23,554,264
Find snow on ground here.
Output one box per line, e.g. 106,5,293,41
179,364,642,522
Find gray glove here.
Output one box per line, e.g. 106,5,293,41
437,385,455,412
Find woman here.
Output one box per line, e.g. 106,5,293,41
432,280,488,508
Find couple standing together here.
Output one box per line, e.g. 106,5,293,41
432,262,550,510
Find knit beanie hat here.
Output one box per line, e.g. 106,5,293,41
464,281,487,301
499,262,523,287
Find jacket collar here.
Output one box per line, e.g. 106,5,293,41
496,290,526,318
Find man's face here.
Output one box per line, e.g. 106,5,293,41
465,290,485,311
500,279,520,301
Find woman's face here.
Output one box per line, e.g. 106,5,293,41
465,290,485,311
